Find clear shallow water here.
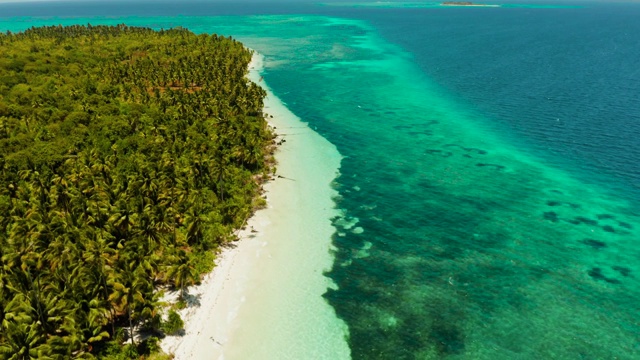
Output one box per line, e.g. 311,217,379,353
2,2,640,359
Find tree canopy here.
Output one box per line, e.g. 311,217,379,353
0,24,273,359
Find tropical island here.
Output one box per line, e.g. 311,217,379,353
0,25,274,359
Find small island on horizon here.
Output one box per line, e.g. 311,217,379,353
441,1,500,6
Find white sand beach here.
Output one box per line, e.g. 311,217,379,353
160,53,351,360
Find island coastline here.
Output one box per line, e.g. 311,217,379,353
160,52,351,360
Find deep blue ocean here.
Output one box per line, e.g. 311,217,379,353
2,1,639,358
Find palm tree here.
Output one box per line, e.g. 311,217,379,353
0,315,52,360
109,254,154,346
78,231,117,335
165,249,197,301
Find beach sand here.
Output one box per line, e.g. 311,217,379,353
160,53,351,360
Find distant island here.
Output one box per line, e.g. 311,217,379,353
441,1,499,6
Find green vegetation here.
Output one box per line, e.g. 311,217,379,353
0,24,274,358
161,311,184,336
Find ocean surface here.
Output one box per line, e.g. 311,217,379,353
2,1,640,358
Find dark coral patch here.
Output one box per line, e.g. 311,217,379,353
588,267,605,280
618,221,633,230
543,212,559,223
425,149,452,158
602,225,616,233
546,200,581,209
582,239,606,249
408,130,433,136
597,214,615,220
430,322,465,355
568,216,598,226
444,144,487,155
423,120,440,126
612,266,631,277
476,163,505,171
588,267,621,284
468,148,487,155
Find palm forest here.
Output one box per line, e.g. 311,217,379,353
0,24,275,359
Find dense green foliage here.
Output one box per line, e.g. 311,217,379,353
0,24,272,358
160,311,183,336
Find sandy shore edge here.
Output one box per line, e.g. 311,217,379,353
160,52,350,359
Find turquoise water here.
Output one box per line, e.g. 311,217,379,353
2,3,640,358
319,2,579,9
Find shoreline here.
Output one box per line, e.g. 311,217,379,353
160,52,350,359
